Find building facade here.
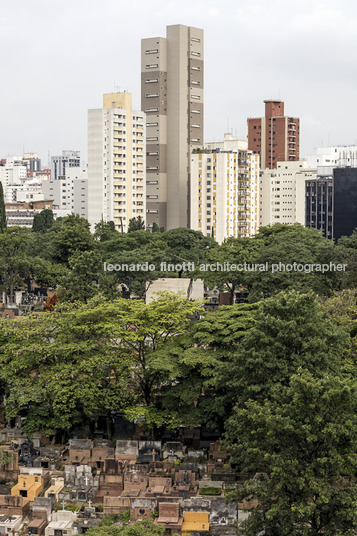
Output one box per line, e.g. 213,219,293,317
190,134,259,243
260,161,317,227
42,167,87,219
0,157,28,202
248,100,300,169
87,92,146,231
51,150,80,180
306,145,357,169
141,24,204,230
306,167,357,240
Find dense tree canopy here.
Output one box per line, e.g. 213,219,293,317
86,519,166,536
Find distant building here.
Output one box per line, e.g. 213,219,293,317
306,145,357,169
305,174,333,239
190,134,259,242
42,167,87,219
51,150,80,180
305,167,357,240
248,100,300,169
142,24,204,230
0,157,27,201
87,92,146,232
260,161,316,227
5,200,53,228
23,152,41,173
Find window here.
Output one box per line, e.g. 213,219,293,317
146,64,158,69
145,49,158,54
191,37,200,42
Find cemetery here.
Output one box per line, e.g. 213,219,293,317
0,428,254,535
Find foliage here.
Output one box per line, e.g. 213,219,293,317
0,181,6,232
158,302,259,431
226,371,357,536
32,209,54,233
200,487,221,495
245,224,344,301
204,236,263,304
86,519,165,536
47,215,95,265
58,250,103,303
0,294,203,435
0,297,132,435
0,448,15,466
222,290,348,407
128,216,146,232
94,220,117,242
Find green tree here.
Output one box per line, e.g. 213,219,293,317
152,222,164,233
159,302,259,431
163,228,216,277
226,372,357,536
0,294,202,436
94,220,117,242
246,224,342,301
0,227,33,302
0,297,132,437
204,236,263,304
47,215,95,265
223,290,348,406
58,250,103,302
108,293,203,411
86,519,166,536
32,209,54,233
127,216,146,232
0,182,6,232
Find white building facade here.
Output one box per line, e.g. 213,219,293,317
259,160,317,227
42,167,87,219
87,92,146,232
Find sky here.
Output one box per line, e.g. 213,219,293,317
1,0,357,165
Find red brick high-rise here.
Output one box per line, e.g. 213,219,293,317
248,100,300,169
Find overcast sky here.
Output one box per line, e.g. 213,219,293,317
1,0,357,165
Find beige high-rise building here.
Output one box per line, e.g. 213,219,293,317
190,134,260,243
141,24,204,230
87,92,146,232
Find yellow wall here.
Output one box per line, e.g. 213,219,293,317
11,474,43,501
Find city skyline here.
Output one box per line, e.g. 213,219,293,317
2,0,357,163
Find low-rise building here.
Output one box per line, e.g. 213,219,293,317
5,200,53,228
11,468,48,501
154,502,183,535
182,511,210,535
45,477,65,501
0,514,23,535
45,510,78,536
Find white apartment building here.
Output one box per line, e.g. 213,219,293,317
260,160,317,226
87,92,146,232
0,157,27,201
190,134,259,243
42,167,87,219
